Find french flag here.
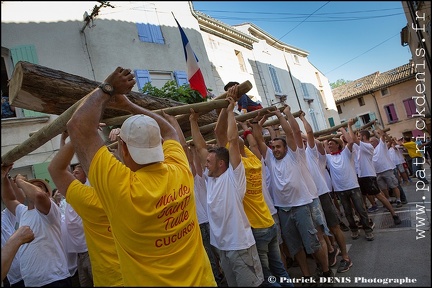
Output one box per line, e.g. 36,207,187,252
174,18,207,98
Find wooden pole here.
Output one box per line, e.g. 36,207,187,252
2,97,86,166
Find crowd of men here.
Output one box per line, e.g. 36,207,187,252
1,67,429,287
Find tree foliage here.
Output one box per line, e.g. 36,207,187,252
330,79,352,89
141,80,206,104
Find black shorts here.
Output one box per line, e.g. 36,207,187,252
358,176,381,196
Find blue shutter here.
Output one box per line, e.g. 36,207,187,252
269,66,282,93
136,23,152,43
149,24,164,44
10,45,39,66
10,45,45,117
328,117,335,127
174,71,189,87
134,70,151,91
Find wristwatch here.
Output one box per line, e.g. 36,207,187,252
98,83,114,96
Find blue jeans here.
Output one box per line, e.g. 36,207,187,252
337,188,372,233
252,224,294,287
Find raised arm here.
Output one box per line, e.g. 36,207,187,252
239,120,262,159
284,105,303,149
275,109,297,151
214,101,229,148
226,95,241,169
1,226,34,280
1,164,20,215
67,67,136,174
339,127,353,152
48,136,76,198
299,111,315,149
162,111,192,164
189,108,209,167
250,113,270,159
347,118,360,145
15,175,52,215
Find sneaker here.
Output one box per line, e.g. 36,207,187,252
337,259,353,273
367,205,379,213
396,201,403,208
351,231,359,239
328,246,340,267
339,222,349,232
393,215,402,225
365,231,374,241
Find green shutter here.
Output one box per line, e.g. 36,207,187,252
32,162,55,191
328,117,335,127
10,45,45,117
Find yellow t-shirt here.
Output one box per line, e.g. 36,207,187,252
241,147,275,229
66,180,123,287
89,140,216,287
402,141,422,158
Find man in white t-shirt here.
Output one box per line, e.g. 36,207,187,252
324,124,374,241
1,167,71,287
189,87,263,287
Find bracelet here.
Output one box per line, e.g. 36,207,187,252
243,130,253,139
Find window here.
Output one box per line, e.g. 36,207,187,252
358,97,365,106
135,69,188,91
134,70,152,91
174,71,188,86
315,72,323,87
292,54,300,64
328,117,335,127
9,45,45,117
301,83,311,99
136,4,164,44
381,88,389,96
384,104,398,123
235,50,246,72
268,66,282,94
337,105,342,114
403,98,417,117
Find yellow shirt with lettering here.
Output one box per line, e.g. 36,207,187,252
241,147,275,228
89,140,216,286
66,180,123,286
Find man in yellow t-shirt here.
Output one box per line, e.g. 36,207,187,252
66,67,216,286
401,137,429,184
49,138,123,287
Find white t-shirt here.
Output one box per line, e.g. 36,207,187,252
261,158,277,215
326,147,359,192
318,150,333,192
204,162,255,250
1,209,22,284
15,202,70,286
64,202,87,253
264,146,314,208
298,147,319,198
305,145,332,196
373,139,396,173
388,146,406,165
194,174,208,224
354,142,377,177
60,209,78,277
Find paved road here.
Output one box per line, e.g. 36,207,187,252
284,165,431,287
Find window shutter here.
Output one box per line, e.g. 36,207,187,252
134,70,151,91
403,98,416,117
389,104,398,121
136,23,152,43
10,45,45,117
32,162,55,190
149,24,164,44
269,66,282,93
369,112,376,121
328,117,335,127
174,71,189,86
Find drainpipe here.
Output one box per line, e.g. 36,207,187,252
371,92,384,128
283,50,302,110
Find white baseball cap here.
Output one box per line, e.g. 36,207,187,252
119,114,164,165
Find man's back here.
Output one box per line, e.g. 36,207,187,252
89,140,215,286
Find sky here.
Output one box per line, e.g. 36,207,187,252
191,1,413,84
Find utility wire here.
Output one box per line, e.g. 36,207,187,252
269,1,330,47
324,32,400,75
